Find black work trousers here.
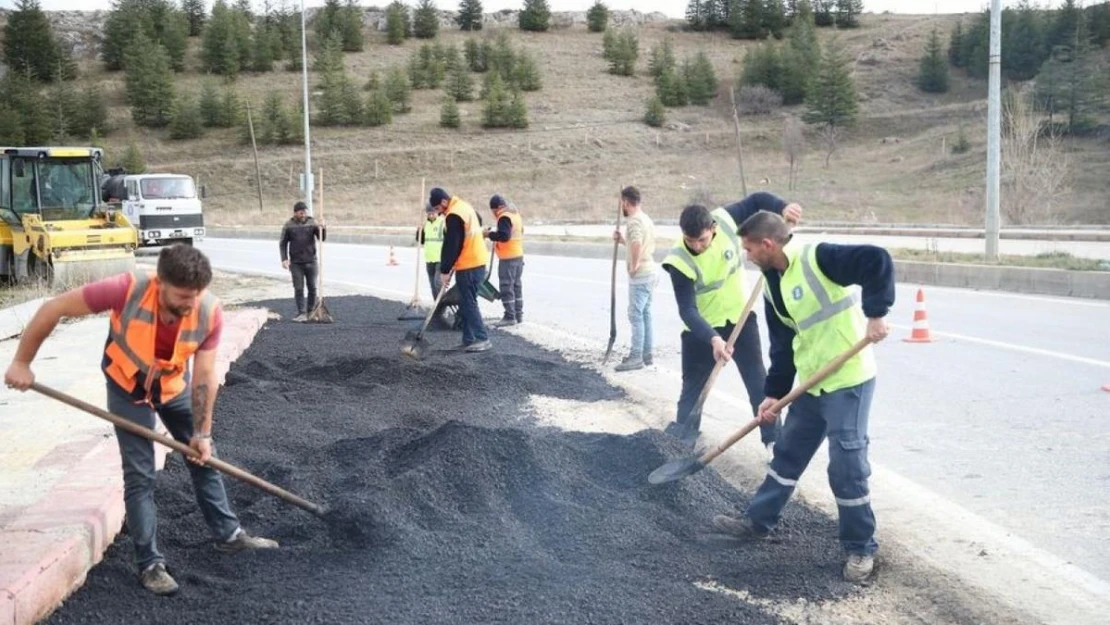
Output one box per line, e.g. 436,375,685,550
290,261,318,314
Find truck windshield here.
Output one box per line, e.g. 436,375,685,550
11,158,97,219
141,177,195,200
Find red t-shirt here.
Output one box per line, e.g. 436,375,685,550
82,273,222,359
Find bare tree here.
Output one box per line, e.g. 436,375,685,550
816,124,841,169
1002,90,1070,225
782,116,805,190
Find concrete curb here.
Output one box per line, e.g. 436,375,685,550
206,228,1110,300
0,308,270,625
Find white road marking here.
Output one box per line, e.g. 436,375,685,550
889,323,1110,369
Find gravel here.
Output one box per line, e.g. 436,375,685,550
44,295,857,625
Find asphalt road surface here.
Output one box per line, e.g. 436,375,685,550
197,236,1110,586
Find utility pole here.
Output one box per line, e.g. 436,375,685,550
985,0,1001,261
300,0,314,216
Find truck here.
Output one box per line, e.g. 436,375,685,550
101,171,206,248
0,146,138,287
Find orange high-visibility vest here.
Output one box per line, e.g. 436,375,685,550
445,197,489,271
103,271,218,404
493,209,524,260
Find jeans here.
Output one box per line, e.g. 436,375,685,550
627,275,656,359
746,378,878,555
675,314,778,445
106,380,241,571
289,261,319,314
498,257,524,320
456,266,489,345
425,262,441,299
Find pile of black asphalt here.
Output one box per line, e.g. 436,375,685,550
44,295,855,625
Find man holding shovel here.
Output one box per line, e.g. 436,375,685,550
661,193,802,452
485,194,524,327
712,211,895,584
3,245,278,596
431,187,491,353
279,201,327,322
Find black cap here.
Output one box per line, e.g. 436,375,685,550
429,187,450,208
293,201,307,213
489,194,506,209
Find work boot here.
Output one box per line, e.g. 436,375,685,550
214,529,279,554
292,313,307,323
711,515,769,540
614,355,644,372
139,562,179,596
495,315,517,327
843,554,875,583
643,352,654,366
465,340,492,353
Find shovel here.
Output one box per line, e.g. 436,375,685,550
29,382,327,516
674,275,765,441
399,179,428,321
648,336,876,485
306,168,333,324
603,194,622,364
401,269,455,360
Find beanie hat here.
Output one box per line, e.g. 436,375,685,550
293,201,307,213
429,187,450,208
489,194,507,210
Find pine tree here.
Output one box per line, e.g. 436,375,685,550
803,38,857,127
414,0,440,39
813,0,834,26
948,19,965,67
1048,0,1081,52
833,0,861,28
643,95,666,127
125,34,176,128
1037,14,1102,133
587,1,609,33
686,0,710,31
315,0,343,42
488,32,516,81
3,0,72,82
76,84,109,136
365,70,382,91
169,96,206,140
447,62,474,100
341,0,365,51
200,81,223,126
1003,4,1044,82
764,0,788,38
314,32,345,74
48,74,79,140
252,23,279,72
603,28,617,59
740,43,783,92
506,89,528,128
0,104,25,145
779,1,819,104
440,94,461,127
122,141,146,173
917,27,949,93
258,92,285,144
5,72,51,144
951,124,970,154
685,51,718,105
365,89,394,126
385,67,413,112
284,9,305,70
221,88,242,127
183,0,206,36
151,3,190,72
648,38,676,82
203,0,243,76
608,30,638,76
730,0,767,40
519,0,551,32
457,0,483,31
511,52,542,91
386,1,408,44
465,38,488,71
481,72,510,127
656,65,687,106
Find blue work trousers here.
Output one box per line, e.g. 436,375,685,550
746,378,878,556
455,266,489,345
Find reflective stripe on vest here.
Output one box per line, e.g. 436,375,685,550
446,197,489,271
423,217,444,263
493,210,524,260
104,271,216,403
661,208,748,330
765,240,876,395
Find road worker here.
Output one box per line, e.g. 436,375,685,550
485,194,524,327
431,187,491,352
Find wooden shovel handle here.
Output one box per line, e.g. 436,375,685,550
698,336,875,466
690,274,766,414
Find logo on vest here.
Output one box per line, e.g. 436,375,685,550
792,286,804,301
724,249,734,261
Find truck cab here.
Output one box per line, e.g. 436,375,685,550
102,173,205,247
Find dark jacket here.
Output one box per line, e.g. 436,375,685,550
280,217,326,264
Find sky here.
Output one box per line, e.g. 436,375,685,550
20,0,1062,18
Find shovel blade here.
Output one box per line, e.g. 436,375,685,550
306,301,333,324
648,456,706,485
400,336,429,360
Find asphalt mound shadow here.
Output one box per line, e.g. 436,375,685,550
43,295,857,625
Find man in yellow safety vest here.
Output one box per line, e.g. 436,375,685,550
712,211,895,585
416,202,446,298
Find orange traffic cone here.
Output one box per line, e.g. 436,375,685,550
387,246,399,266
903,287,935,343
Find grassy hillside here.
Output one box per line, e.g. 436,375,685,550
47,13,1110,226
